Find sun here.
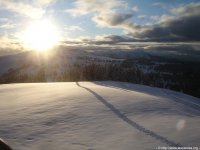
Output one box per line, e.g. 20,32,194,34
22,19,61,51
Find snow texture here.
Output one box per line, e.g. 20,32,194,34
0,81,200,150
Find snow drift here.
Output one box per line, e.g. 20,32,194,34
0,81,199,150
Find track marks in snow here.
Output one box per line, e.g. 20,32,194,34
76,82,182,147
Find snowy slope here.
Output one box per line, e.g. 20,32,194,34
0,81,200,150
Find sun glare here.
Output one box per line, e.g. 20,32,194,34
22,19,61,51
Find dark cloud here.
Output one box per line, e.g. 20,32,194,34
137,14,200,41
92,2,200,42
93,13,133,26
90,35,134,45
136,26,171,39
132,2,200,42
165,14,200,41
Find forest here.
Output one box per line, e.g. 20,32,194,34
0,60,199,98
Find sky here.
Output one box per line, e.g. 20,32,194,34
0,0,200,55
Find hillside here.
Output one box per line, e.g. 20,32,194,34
0,81,200,150
0,50,200,98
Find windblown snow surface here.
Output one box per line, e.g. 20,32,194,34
0,81,200,150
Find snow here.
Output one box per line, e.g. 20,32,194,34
0,81,200,150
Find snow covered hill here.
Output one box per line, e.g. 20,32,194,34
0,81,200,150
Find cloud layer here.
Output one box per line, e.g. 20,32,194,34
67,1,200,42
136,3,200,41
0,0,199,56
66,0,141,32
0,0,56,19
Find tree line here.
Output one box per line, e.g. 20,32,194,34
0,61,199,98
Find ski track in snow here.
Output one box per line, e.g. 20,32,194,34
0,81,200,150
76,82,182,147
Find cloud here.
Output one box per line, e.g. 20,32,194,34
0,0,56,19
137,15,147,19
66,0,141,33
132,6,139,12
0,23,17,29
0,1,45,19
137,12,200,41
34,0,56,6
150,15,174,23
65,0,127,16
0,18,9,22
0,35,24,55
81,34,132,45
67,1,200,42
92,12,143,34
164,15,200,41
132,2,200,42
76,34,172,46
171,2,200,16
64,25,85,32
92,13,133,27
152,2,169,10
